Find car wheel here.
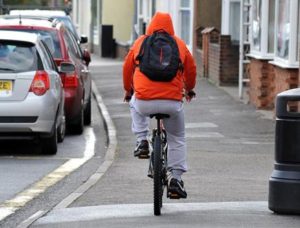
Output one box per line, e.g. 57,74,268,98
57,114,66,143
69,100,84,135
42,122,58,155
84,95,92,125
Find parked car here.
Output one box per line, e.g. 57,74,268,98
0,30,72,154
0,16,92,134
9,9,66,17
8,10,88,44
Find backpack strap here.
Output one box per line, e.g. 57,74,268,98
135,36,149,66
178,60,184,73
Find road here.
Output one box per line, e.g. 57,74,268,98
30,60,300,227
1,57,300,227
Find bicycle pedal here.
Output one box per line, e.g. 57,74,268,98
147,173,153,178
138,154,150,159
168,192,180,199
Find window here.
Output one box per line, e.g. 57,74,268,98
276,0,290,59
271,0,299,68
40,41,58,72
63,30,79,58
252,0,261,51
179,0,192,45
0,41,38,73
137,0,144,35
136,0,154,36
249,0,275,59
297,1,300,61
0,29,62,59
139,0,143,14
229,1,240,42
268,0,275,53
91,0,99,45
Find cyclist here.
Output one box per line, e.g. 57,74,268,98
123,12,196,198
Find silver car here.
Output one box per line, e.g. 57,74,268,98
0,31,72,154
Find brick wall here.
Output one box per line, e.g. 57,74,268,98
208,43,220,83
248,59,275,109
116,43,130,60
273,66,299,97
207,35,239,85
219,36,239,85
196,49,204,77
248,59,299,109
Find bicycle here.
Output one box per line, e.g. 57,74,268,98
126,91,196,216
147,113,181,216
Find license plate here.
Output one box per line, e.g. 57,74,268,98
0,80,12,97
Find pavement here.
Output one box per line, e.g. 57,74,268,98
30,56,300,227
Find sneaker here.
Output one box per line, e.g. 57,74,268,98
167,178,187,199
134,140,149,158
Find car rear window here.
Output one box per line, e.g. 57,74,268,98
0,29,62,59
0,40,41,73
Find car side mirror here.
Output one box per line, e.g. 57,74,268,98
80,35,88,44
59,62,75,73
83,49,91,66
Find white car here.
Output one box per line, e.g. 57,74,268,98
9,9,66,17
0,31,74,154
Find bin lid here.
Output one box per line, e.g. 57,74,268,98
276,88,300,119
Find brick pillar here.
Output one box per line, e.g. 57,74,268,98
273,66,299,112
248,59,275,109
202,33,209,77
273,67,299,94
201,28,219,78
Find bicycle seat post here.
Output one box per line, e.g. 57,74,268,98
156,116,161,136
149,113,170,135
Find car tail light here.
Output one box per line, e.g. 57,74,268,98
63,73,78,88
29,71,50,96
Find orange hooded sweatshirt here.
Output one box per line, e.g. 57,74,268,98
123,12,196,101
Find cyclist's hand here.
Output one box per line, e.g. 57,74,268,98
185,90,196,102
123,91,132,102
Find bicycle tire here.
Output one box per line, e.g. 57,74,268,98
153,134,163,216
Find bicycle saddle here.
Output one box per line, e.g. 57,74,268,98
149,113,170,119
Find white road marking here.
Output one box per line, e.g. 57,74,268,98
17,210,47,228
111,113,131,118
186,132,224,138
185,122,218,128
33,201,268,225
105,99,127,105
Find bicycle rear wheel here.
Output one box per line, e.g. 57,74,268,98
153,135,163,215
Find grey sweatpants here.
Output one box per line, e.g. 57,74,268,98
129,95,187,174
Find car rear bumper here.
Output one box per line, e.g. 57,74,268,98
0,93,58,133
64,87,82,122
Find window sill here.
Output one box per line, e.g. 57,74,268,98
269,60,299,69
247,53,274,60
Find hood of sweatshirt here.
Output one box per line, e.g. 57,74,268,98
146,12,175,36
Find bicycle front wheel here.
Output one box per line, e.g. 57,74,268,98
153,135,163,216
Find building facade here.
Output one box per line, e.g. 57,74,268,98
72,0,134,57
134,0,196,53
197,0,300,110
247,0,299,109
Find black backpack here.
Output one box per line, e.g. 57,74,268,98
136,31,183,82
